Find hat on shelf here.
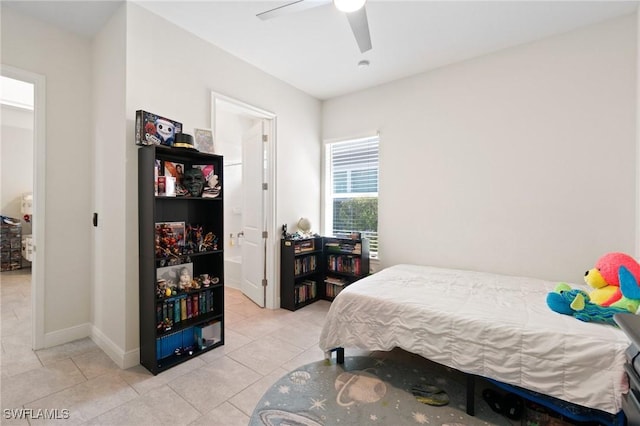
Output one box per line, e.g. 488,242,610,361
174,133,197,150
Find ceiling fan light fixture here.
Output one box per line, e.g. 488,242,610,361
358,60,370,68
334,0,366,13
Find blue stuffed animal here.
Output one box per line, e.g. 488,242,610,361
546,283,629,326
547,265,640,326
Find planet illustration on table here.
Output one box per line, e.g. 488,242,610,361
335,369,387,407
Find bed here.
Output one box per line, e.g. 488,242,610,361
318,264,631,417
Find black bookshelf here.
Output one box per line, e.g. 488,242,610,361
280,237,323,311
139,145,224,374
322,237,370,301
280,236,370,311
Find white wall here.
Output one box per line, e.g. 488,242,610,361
323,14,638,283
122,2,321,354
1,2,321,365
1,105,33,238
124,4,322,242
91,5,130,366
1,7,93,338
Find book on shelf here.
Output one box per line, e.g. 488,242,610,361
294,279,317,304
325,240,361,255
209,291,214,312
325,242,340,250
326,255,361,275
162,302,168,321
294,239,315,254
294,255,317,275
180,298,187,321
324,276,347,286
193,294,199,317
156,290,218,325
324,281,345,298
173,301,181,324
186,296,192,319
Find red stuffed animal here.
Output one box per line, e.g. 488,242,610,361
584,252,640,306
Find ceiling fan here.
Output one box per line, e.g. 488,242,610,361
256,0,372,53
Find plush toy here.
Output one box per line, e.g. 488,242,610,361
608,265,640,312
584,252,640,306
547,262,640,325
546,283,628,326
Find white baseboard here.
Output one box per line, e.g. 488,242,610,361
122,347,140,370
90,326,140,369
43,322,92,348
41,323,139,370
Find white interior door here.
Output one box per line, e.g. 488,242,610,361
241,119,266,307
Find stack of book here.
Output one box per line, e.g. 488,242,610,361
325,240,362,255
294,255,317,275
156,289,216,331
324,276,347,298
326,255,361,275
295,280,317,304
294,239,315,254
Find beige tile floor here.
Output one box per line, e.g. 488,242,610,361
0,268,342,425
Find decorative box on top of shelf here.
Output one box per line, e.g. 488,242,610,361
139,144,225,375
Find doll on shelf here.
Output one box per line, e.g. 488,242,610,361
178,267,192,291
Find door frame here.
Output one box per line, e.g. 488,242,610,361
210,91,278,309
1,64,46,349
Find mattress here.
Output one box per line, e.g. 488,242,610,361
318,264,631,414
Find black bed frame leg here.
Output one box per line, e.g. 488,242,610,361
466,374,475,416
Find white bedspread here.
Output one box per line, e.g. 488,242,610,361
318,264,631,414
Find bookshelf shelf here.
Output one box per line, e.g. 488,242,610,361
139,145,225,375
156,312,222,337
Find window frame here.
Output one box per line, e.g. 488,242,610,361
322,134,379,259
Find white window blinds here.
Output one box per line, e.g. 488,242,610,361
326,136,379,257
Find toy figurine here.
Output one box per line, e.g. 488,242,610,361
201,274,211,287
178,267,192,291
200,232,217,251
156,279,168,298
155,118,177,146
182,168,206,197
191,279,200,290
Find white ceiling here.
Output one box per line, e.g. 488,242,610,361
4,1,639,100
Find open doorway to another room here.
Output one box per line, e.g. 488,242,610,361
212,93,276,309
1,66,46,352
1,75,34,361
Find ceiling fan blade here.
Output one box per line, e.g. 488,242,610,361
345,6,372,53
257,0,331,20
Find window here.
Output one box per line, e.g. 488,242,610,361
324,136,379,258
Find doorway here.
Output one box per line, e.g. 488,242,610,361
211,93,276,308
1,65,46,349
